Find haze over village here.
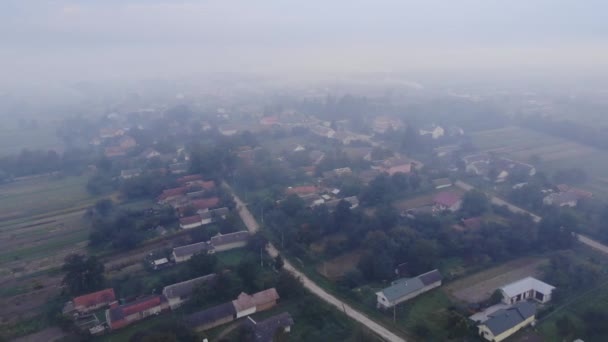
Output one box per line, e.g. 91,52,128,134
1,1,608,342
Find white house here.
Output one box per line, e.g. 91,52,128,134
543,192,578,207
419,125,445,139
499,277,555,304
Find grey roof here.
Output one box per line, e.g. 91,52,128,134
210,231,250,247
418,269,443,286
185,302,236,328
120,168,141,177
381,277,425,302
432,178,452,187
199,207,229,220
162,274,217,299
483,301,536,336
246,312,294,342
173,241,213,258
170,163,188,171
379,269,442,302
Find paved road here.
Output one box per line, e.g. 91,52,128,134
577,234,608,255
455,180,542,223
228,185,406,342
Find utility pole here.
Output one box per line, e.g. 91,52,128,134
281,230,284,248
261,206,264,224
393,306,396,323
260,247,263,267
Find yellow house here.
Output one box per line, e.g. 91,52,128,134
478,301,536,342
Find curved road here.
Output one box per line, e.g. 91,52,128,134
455,180,542,223
229,186,406,342
454,181,608,256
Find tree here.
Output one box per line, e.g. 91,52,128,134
583,308,608,337
555,315,578,340
187,253,218,277
461,190,490,217
62,254,105,295
358,251,393,281
237,259,258,292
489,289,503,305
275,270,305,299
94,199,114,216
274,254,284,270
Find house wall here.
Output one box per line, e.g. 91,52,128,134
75,302,108,313
166,297,184,310
141,305,162,318
193,315,234,332
502,289,552,304
488,315,535,342
180,222,203,230
235,306,257,319
214,241,247,253
256,300,277,312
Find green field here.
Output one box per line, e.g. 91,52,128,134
0,175,100,280
0,175,96,220
472,126,608,198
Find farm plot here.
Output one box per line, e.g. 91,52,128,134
443,257,548,303
0,176,100,325
472,126,608,198
316,250,362,281
0,175,95,221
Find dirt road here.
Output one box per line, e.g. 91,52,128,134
228,185,406,342
577,234,608,255
455,180,542,223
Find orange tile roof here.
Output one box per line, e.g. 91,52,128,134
73,288,116,309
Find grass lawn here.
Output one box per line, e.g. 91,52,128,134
396,290,453,341
216,248,253,267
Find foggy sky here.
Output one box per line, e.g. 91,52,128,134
1,0,608,83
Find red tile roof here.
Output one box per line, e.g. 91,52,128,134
286,186,317,196
180,215,201,225
121,295,162,317
462,217,483,230
191,197,220,210
158,187,188,201
252,288,280,306
386,163,412,175
434,192,462,207
568,187,593,199
73,288,116,309
260,116,279,125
